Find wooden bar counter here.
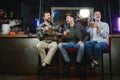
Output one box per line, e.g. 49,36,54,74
0,34,120,75
0,34,39,74
0,34,61,75
0,34,37,38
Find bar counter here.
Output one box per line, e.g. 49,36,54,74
0,34,60,75
0,34,120,38
109,34,120,38
0,34,37,38
0,34,39,74
0,34,120,75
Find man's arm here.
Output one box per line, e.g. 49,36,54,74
98,22,109,38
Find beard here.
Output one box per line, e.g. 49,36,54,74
66,20,70,24
46,18,51,23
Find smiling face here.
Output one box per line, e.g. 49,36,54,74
94,11,101,22
66,15,73,24
43,12,51,23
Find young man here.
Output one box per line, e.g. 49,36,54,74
85,11,109,69
58,14,89,72
36,11,58,67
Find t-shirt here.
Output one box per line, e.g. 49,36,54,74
69,26,76,42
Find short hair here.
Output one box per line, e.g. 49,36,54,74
43,11,50,17
65,13,73,17
94,10,101,15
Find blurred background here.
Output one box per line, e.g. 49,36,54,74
0,0,120,34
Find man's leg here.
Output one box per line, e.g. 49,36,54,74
85,41,97,59
58,42,74,62
44,42,58,64
94,42,108,61
58,42,74,71
36,41,48,64
76,42,85,63
73,43,84,73
85,41,98,69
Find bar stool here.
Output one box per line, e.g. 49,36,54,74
101,37,112,80
61,48,78,75
66,47,78,65
65,47,87,78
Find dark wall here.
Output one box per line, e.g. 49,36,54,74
0,0,39,34
0,0,120,34
110,0,120,34
42,0,119,34
0,0,21,18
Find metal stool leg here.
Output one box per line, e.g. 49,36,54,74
101,51,112,80
109,52,112,80
101,54,104,80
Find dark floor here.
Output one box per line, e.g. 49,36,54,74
0,74,119,80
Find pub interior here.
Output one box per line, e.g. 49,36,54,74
0,0,120,80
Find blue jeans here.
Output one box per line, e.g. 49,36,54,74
58,42,85,63
85,41,108,61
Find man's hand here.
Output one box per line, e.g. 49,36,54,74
45,26,49,31
44,26,52,34
78,41,83,44
63,31,70,38
94,22,101,32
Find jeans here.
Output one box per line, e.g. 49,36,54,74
58,42,85,63
85,41,108,61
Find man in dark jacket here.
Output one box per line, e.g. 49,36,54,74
58,14,89,73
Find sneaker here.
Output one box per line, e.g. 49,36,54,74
93,61,98,66
90,61,98,69
42,63,46,67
